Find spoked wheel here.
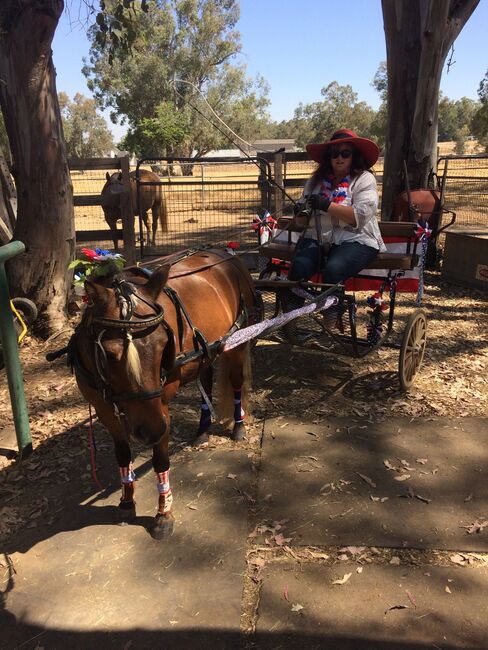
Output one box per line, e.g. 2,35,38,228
398,309,427,391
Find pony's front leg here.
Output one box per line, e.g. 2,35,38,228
81,389,136,521
149,389,177,540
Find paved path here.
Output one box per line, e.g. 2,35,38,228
2,417,488,649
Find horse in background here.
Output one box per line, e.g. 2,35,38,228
68,249,256,540
101,169,168,250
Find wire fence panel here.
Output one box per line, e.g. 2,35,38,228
437,155,488,229
71,168,116,249
136,157,272,257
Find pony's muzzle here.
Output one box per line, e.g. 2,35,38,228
132,416,167,447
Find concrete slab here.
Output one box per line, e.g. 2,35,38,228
258,417,488,551
2,447,251,648
256,562,488,649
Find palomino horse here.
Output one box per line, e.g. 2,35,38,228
68,249,256,539
101,169,168,250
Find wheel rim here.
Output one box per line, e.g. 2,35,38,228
400,312,427,389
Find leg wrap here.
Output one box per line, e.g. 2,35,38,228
233,388,245,424
155,469,173,514
119,463,136,503
197,397,212,434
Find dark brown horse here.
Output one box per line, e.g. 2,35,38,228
101,169,168,250
68,249,256,539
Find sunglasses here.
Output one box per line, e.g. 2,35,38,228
330,149,353,159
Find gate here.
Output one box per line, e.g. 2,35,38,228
135,156,272,258
437,154,488,229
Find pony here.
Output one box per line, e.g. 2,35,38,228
101,169,168,250
68,249,256,540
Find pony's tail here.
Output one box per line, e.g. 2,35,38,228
215,343,252,426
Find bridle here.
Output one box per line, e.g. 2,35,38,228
70,278,174,408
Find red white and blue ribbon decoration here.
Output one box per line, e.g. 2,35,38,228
415,219,432,305
252,210,277,245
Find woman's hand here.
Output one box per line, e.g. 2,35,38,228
307,194,331,212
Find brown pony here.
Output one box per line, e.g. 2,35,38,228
101,169,168,250
69,249,256,540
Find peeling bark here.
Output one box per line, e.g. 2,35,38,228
0,1,75,336
381,0,480,220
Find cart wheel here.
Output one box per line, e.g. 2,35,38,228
398,309,427,391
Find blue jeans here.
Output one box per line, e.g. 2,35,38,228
289,238,378,284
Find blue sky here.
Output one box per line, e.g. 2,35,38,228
52,0,488,141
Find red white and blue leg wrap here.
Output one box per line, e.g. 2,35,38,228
155,469,173,514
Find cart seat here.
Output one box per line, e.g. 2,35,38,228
259,221,419,271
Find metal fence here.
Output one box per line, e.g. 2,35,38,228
136,156,271,257
437,155,488,229
69,152,487,259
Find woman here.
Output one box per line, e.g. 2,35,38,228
290,128,386,328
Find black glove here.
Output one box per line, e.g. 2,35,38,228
293,200,308,216
307,194,330,212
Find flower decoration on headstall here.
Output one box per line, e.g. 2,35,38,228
414,218,432,306
366,290,388,346
68,248,126,298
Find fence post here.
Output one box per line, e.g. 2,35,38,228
258,158,270,211
274,151,284,219
120,156,136,265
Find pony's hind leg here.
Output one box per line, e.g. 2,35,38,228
217,344,251,442
193,365,214,448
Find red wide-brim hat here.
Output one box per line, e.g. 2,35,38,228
306,129,379,168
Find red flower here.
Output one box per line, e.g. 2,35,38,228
81,248,97,260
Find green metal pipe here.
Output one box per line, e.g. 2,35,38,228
0,241,32,458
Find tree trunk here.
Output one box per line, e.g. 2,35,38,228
0,1,75,336
381,0,480,219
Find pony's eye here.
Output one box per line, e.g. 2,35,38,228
103,341,124,362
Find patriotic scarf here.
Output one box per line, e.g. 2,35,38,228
318,175,351,204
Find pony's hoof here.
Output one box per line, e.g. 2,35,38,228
118,500,136,522
193,432,209,448
231,422,246,442
149,512,174,540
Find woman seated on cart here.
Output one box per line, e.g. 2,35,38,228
290,128,386,327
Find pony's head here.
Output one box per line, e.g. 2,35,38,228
79,265,175,446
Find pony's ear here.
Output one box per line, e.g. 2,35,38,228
145,264,171,300
85,280,109,305
106,172,111,181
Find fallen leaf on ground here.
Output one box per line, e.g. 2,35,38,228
291,603,304,612
356,472,376,488
462,519,488,534
226,473,237,480
394,474,411,482
390,557,401,566
283,584,289,601
332,573,352,585
274,533,292,546
383,459,396,470
405,590,417,608
445,585,452,594
385,604,409,614
416,458,428,464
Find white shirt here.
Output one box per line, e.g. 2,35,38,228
301,171,386,252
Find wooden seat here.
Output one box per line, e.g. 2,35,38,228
259,221,419,271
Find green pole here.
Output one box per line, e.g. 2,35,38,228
0,241,32,458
